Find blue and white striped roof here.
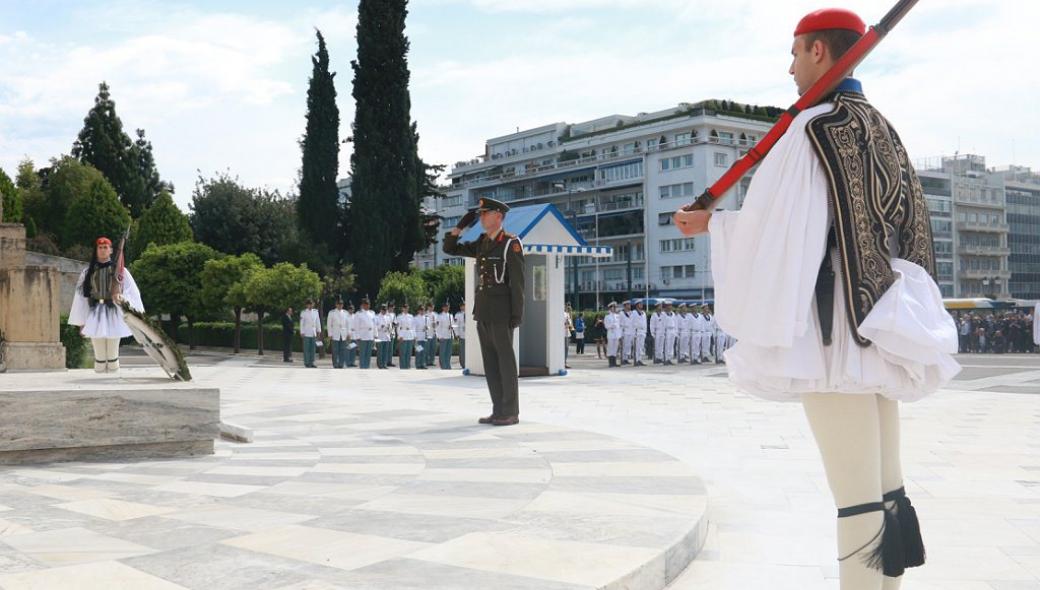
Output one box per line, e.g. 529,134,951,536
524,244,612,258
459,204,614,258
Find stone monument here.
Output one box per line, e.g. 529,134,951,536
0,222,66,371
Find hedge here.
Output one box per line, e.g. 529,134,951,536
174,321,464,356
60,314,88,368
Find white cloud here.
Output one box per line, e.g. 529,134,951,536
1,0,1036,219
0,6,357,210
413,0,1039,175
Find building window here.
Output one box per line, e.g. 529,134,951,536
660,238,696,252
601,161,643,183
658,213,673,226
661,155,694,172
675,132,691,146
714,152,729,167
659,182,695,199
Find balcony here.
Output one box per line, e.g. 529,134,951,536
959,269,1011,280
955,196,1004,209
956,222,1009,233
958,244,1011,256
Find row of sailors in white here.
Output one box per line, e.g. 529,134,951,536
320,308,465,342
603,303,732,365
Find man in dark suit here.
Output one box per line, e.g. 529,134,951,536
281,307,294,363
443,197,525,426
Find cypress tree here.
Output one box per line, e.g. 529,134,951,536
72,82,168,217
297,29,341,259
348,0,418,297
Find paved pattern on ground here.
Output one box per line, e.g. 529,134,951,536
0,373,705,590
3,349,1040,589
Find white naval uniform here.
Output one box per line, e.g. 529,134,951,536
327,309,349,341
633,310,648,363
300,308,321,338
696,314,710,361
352,309,375,341
650,311,664,362
620,310,637,362
689,313,705,361
678,312,693,361
604,311,622,359
435,312,453,340
454,311,466,340
662,311,678,362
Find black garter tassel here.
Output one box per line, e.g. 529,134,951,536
864,504,905,578
837,500,905,578
885,487,926,568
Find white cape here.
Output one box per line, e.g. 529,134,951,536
68,268,145,339
709,104,960,402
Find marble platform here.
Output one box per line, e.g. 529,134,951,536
0,372,219,465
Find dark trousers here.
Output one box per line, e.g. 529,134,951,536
359,340,373,368
399,340,413,369
439,339,452,369
476,321,519,418
332,339,346,368
282,330,292,361
575,337,585,354
459,339,466,368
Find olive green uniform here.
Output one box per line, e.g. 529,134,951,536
443,230,525,417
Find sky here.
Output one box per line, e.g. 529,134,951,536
1,0,1036,212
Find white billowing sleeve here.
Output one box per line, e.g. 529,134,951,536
68,269,90,326
121,269,145,313
708,104,833,349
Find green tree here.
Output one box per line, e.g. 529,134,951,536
71,82,169,216
422,264,464,309
348,0,419,297
243,262,322,354
200,253,263,353
189,172,296,265
131,241,221,348
297,29,341,260
129,191,192,260
320,265,357,312
28,156,102,239
376,270,427,309
0,167,21,223
15,159,44,235
62,175,131,253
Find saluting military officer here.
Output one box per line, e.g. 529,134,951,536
443,197,525,426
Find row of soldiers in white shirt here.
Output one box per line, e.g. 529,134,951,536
301,299,467,370
601,301,733,367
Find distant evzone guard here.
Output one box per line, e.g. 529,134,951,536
68,236,144,373
443,197,525,426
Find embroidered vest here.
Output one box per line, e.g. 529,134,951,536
807,91,936,347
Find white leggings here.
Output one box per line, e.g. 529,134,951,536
91,338,121,373
802,393,904,590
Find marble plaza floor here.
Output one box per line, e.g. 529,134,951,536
2,349,1040,589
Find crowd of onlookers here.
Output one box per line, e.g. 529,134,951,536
955,310,1037,354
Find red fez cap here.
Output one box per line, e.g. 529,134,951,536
794,8,866,37
96,237,112,246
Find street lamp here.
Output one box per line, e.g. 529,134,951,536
584,201,600,309
555,182,593,309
